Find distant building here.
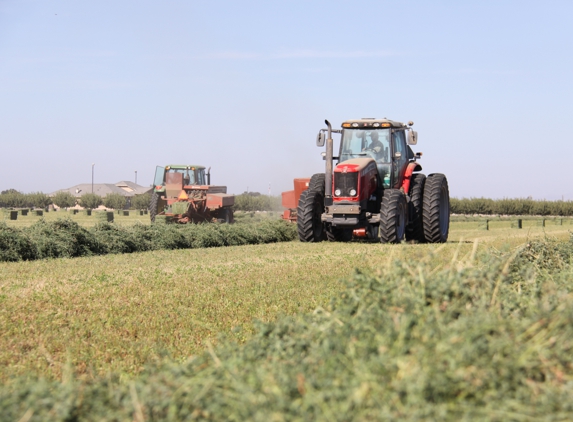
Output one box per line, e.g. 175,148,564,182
51,181,152,199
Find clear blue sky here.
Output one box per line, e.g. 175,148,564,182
1,0,572,199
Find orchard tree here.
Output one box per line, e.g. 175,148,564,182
80,193,103,210
131,193,151,210
27,192,52,208
53,191,77,208
0,190,27,208
103,193,127,210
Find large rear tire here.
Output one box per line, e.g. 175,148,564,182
422,173,450,243
379,189,407,244
149,192,159,223
297,189,325,242
309,173,325,193
406,173,426,242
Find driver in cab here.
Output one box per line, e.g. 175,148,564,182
363,131,387,162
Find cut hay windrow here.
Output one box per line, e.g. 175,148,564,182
0,218,297,262
1,236,573,420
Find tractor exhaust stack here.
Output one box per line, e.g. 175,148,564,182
324,119,333,206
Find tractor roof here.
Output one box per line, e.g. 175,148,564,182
341,118,406,129
166,164,206,170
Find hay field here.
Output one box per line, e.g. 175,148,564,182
0,221,570,383
1,209,150,228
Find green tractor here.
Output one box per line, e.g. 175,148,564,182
150,165,234,224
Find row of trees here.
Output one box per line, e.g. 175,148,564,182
0,190,151,210
231,194,573,216
4,189,570,215
233,193,283,212
450,197,573,216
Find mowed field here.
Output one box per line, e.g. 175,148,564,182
1,209,150,228
0,218,571,384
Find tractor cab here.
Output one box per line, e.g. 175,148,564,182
153,165,209,192
338,119,415,189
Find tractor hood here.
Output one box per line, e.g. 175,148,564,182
335,158,376,174
333,158,378,202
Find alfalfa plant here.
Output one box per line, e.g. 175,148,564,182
0,222,38,261
2,237,573,420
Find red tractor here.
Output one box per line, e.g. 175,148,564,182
290,118,449,243
150,164,235,224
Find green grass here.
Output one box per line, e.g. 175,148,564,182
2,231,573,419
1,209,150,228
0,222,570,383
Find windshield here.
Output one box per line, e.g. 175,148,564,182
154,166,165,186
164,168,206,185
339,129,391,164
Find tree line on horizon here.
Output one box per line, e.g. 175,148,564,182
3,188,573,215
0,189,151,210
450,197,573,216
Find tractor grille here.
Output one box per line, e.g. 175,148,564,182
334,172,358,197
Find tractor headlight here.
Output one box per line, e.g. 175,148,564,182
334,189,341,197
349,189,357,197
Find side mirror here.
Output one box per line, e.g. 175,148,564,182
407,130,418,145
316,132,325,147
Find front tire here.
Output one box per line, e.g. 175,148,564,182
297,189,325,242
406,173,426,242
379,189,407,244
422,173,450,243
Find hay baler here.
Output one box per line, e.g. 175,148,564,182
281,178,311,222
150,165,234,223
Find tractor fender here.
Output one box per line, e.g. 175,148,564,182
401,162,423,195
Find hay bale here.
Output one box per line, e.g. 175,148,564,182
478,219,489,230
19,209,29,216
536,219,545,227
144,210,148,215
139,210,144,216
95,211,114,222
34,210,43,217
122,210,129,217
68,209,78,215
7,210,17,220
511,219,522,229
82,209,92,216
